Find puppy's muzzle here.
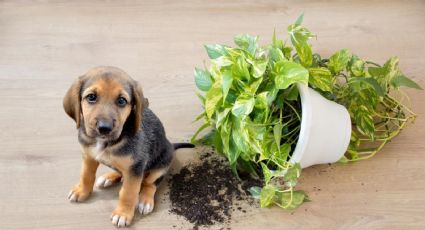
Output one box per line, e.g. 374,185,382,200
97,120,113,135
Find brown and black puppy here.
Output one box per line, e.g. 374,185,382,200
63,66,193,227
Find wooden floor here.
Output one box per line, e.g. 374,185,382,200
1,1,424,229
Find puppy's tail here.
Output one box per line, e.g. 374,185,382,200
173,143,195,150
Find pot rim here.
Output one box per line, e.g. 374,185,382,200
289,83,312,165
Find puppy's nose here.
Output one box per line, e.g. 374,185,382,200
97,120,112,135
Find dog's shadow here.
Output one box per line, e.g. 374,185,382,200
81,176,171,205
84,183,122,204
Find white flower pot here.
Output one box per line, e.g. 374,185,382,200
289,83,352,168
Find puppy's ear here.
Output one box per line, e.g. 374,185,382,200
63,76,85,128
131,81,148,134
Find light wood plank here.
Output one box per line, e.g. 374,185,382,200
0,0,424,229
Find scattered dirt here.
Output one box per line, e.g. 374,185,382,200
168,151,263,229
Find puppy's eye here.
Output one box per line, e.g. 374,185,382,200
117,97,127,107
86,93,97,103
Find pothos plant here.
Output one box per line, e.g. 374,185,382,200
192,14,422,210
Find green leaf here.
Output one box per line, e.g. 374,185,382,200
260,162,273,184
234,34,258,56
247,77,263,94
213,55,233,67
272,29,283,50
251,58,268,78
297,43,313,67
391,72,423,90
349,55,365,77
247,123,267,140
248,186,262,199
273,123,283,152
194,68,213,91
368,66,385,77
220,126,230,154
234,55,251,80
274,61,309,89
222,70,233,102
231,94,255,117
275,190,308,210
282,47,292,60
287,22,315,67
383,56,399,79
225,89,238,104
213,128,224,154
352,105,375,139
204,44,227,59
227,134,242,168
350,77,385,96
275,144,291,165
286,85,299,101
295,13,304,25
260,185,276,208
255,92,269,109
283,163,301,187
368,57,399,92
308,67,333,92
269,47,285,63
205,80,223,118
231,118,250,152
265,84,279,105
216,108,231,129
328,49,351,74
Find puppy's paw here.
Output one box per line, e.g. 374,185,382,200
111,208,134,228
67,185,91,202
95,176,114,188
96,172,122,189
138,193,155,215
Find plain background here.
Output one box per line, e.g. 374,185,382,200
0,1,424,229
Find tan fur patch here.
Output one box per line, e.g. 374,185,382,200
80,77,132,139
79,155,99,191
82,142,134,174
143,168,168,185
111,172,143,224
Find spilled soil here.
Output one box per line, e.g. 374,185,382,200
168,151,263,229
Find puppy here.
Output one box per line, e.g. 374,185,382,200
63,66,193,227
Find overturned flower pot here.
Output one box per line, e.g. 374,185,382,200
290,83,352,168
192,14,421,210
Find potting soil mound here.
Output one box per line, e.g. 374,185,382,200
169,151,263,229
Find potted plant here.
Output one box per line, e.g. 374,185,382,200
192,15,422,209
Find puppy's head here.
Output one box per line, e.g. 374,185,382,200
63,66,147,141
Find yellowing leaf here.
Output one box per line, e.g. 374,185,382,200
231,94,255,117
260,185,276,208
275,190,308,210
308,67,333,92
222,70,233,102
274,61,309,89
234,34,258,56
287,19,315,67
255,92,268,109
205,80,223,118
328,49,351,74
251,58,268,78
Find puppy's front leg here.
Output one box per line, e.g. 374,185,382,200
111,172,143,227
68,154,99,202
